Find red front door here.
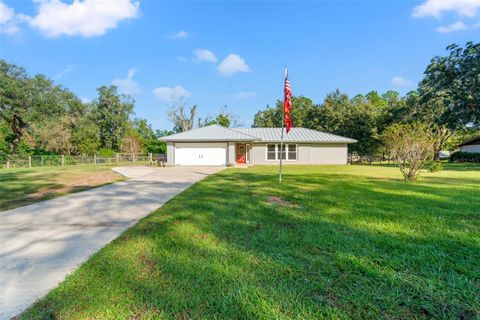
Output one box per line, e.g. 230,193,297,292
236,144,246,163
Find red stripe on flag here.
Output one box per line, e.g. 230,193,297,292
284,78,292,133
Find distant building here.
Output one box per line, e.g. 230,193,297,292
439,150,451,159
458,137,480,153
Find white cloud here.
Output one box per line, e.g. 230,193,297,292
152,85,190,101
217,54,251,76
53,65,74,80
193,49,217,63
169,30,189,39
81,97,90,103
112,68,141,95
29,0,140,38
233,92,256,99
0,1,25,35
436,20,469,32
391,76,412,87
413,0,480,18
0,1,14,24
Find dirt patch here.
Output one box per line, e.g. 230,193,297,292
129,307,161,320
138,251,157,273
62,171,122,187
26,171,122,200
267,196,299,208
26,189,56,200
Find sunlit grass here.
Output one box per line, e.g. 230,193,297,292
0,165,124,211
22,164,480,319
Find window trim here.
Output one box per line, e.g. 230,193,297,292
266,144,276,161
265,143,298,161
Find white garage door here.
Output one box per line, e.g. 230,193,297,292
175,142,227,166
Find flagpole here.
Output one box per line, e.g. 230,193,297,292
279,67,287,183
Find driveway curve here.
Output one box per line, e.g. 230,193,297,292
0,166,224,319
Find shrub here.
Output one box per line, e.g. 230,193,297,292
97,148,116,157
449,151,480,163
383,122,434,181
428,162,443,172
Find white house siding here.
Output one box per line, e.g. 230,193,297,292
251,143,348,165
461,145,480,153
310,144,348,164
227,142,236,165
166,142,175,165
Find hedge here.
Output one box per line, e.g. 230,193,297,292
449,151,480,163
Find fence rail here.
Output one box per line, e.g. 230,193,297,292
348,153,390,164
1,153,164,169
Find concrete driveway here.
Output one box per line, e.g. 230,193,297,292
0,166,224,319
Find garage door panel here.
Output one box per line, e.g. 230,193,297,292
175,143,227,166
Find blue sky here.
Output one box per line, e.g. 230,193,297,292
1,0,479,130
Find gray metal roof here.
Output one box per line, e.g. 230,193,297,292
232,127,357,143
160,125,256,142
160,124,357,143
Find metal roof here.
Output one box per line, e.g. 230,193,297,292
160,125,357,143
232,127,357,143
457,136,480,147
159,125,256,142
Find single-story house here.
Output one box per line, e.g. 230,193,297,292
458,136,480,153
160,124,357,166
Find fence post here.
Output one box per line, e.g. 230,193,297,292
94,154,97,165
6,161,9,169
28,155,32,168
61,155,64,166
132,153,135,163
149,153,152,166
41,155,44,167
116,153,119,163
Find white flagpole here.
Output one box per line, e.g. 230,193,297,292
279,67,287,183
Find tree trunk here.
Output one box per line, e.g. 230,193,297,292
9,117,26,154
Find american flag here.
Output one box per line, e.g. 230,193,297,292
284,70,292,133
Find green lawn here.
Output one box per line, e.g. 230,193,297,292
21,165,480,319
0,165,124,211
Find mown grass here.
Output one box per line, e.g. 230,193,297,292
0,165,124,211
21,165,480,319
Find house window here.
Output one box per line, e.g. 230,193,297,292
266,144,297,161
267,144,276,160
288,144,297,160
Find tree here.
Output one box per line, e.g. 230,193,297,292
383,123,434,181
30,116,74,154
132,118,166,154
154,130,173,154
416,42,480,159
0,60,87,155
253,96,316,128
198,105,241,128
0,120,10,161
253,105,279,127
70,115,100,155
167,99,197,132
120,129,143,154
92,86,134,151
0,60,35,153
307,90,381,157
